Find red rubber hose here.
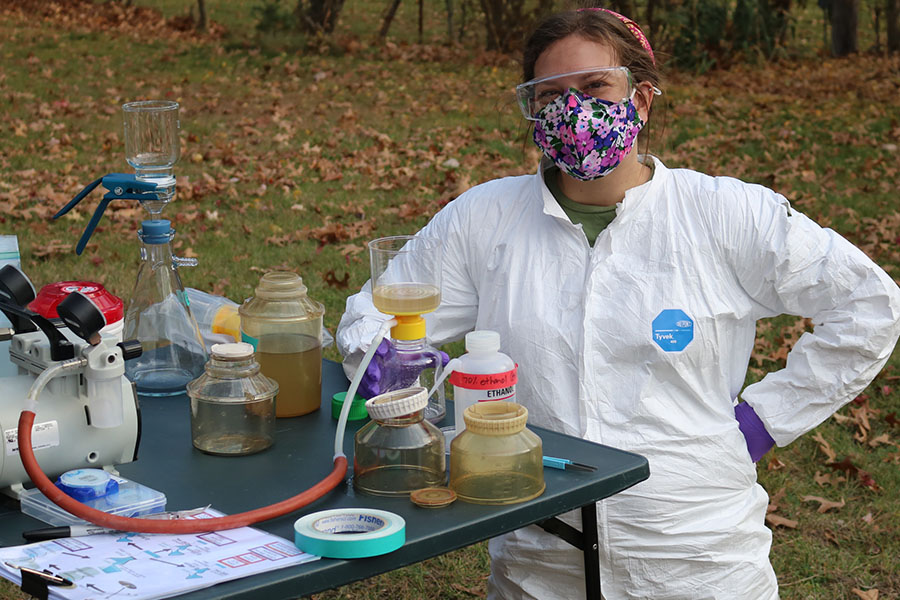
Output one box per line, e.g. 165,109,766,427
18,410,347,534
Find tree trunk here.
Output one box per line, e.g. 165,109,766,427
379,0,403,38
445,0,454,43
196,0,207,32
304,0,345,33
418,0,424,43
888,0,900,51
830,0,858,55
645,0,658,43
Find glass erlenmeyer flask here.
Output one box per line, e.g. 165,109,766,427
124,219,207,397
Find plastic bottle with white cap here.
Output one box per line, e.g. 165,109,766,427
449,330,517,437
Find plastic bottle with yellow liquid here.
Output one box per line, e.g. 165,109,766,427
239,272,325,418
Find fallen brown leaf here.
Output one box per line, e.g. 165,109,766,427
823,528,840,547
767,487,786,513
852,588,878,600
867,433,893,448
766,456,786,471
812,432,837,462
813,471,832,486
885,412,899,428
765,513,798,529
801,495,845,513
450,583,485,598
322,270,350,289
827,456,859,477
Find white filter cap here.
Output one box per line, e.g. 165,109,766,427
211,342,255,359
365,387,428,419
465,330,500,353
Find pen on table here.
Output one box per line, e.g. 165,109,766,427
542,456,597,472
22,525,120,542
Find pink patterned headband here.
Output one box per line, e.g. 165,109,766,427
577,7,656,66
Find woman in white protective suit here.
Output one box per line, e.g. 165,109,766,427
337,7,900,600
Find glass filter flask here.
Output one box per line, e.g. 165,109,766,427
124,219,207,396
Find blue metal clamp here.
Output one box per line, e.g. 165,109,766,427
54,173,159,255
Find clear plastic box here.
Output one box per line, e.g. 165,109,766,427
20,474,167,526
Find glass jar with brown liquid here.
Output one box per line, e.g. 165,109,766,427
187,342,278,455
239,272,325,418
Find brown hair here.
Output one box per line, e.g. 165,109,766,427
522,8,663,150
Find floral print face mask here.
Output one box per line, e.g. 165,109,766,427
533,88,644,181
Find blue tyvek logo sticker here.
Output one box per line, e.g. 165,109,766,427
652,309,694,352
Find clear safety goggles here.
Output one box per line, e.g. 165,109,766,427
516,66,635,121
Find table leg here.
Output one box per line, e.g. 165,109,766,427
581,503,601,600
536,502,601,600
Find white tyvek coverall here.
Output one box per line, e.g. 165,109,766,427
337,156,900,600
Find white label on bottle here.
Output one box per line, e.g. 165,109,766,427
449,367,517,401
5,420,61,456
454,385,516,404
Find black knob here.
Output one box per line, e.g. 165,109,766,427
56,291,105,345
0,265,36,307
117,339,143,361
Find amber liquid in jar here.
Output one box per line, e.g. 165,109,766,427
256,333,322,417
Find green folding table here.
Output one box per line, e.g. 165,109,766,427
0,360,649,599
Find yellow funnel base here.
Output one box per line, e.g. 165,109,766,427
390,315,427,340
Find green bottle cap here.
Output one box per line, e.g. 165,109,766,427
332,391,369,421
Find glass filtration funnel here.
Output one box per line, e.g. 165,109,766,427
122,100,180,215
368,235,442,341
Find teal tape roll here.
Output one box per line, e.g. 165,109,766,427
294,509,406,559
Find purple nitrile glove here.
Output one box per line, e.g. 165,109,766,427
735,401,776,462
357,339,451,400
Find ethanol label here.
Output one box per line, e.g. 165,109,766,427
450,367,517,402
5,420,61,456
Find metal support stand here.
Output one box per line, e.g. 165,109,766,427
537,503,601,600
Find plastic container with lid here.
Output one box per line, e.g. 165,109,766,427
29,281,125,341
449,401,544,505
20,469,166,526
186,342,278,456
448,330,517,438
239,272,324,418
353,387,446,497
